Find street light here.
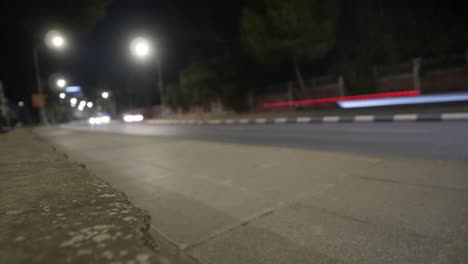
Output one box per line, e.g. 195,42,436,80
79,101,86,109
101,91,109,99
52,36,64,48
59,93,66,99
130,37,151,58
70,97,77,106
33,29,67,125
56,78,66,88
45,30,66,50
87,102,93,108
130,37,164,106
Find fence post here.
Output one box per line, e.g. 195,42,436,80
248,92,255,112
465,50,468,65
372,66,379,78
412,58,421,92
287,81,294,110
338,75,345,96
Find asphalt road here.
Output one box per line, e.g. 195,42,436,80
64,121,468,160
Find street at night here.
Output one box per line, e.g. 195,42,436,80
2,1,468,263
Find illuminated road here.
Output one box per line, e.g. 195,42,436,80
37,121,468,264
62,120,468,160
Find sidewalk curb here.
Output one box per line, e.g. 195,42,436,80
147,112,468,125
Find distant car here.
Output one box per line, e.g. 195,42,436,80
89,114,111,125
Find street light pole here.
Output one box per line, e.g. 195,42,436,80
156,57,164,104
31,30,66,125
130,37,164,106
33,45,49,125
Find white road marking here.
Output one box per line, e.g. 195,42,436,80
441,113,468,120
354,115,375,122
393,114,417,121
323,116,340,123
208,120,222,125
255,118,267,124
274,117,287,124
296,117,312,123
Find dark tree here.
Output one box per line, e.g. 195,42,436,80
241,0,340,94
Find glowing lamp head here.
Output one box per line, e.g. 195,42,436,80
56,79,66,88
45,30,66,50
59,93,66,99
101,92,109,99
52,36,64,47
130,37,151,58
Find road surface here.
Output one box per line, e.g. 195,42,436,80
37,121,468,264
63,121,468,160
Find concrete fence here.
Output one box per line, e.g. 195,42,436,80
255,51,468,111
129,51,468,116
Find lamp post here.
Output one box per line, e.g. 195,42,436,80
56,78,67,88
33,30,67,125
129,37,164,105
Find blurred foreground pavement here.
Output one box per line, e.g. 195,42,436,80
36,126,468,264
0,129,192,264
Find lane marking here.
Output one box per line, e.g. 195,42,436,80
323,116,340,123
274,117,287,124
255,118,267,124
208,120,222,125
393,114,417,121
442,113,468,120
239,119,250,124
354,115,375,122
296,117,311,123
225,119,235,124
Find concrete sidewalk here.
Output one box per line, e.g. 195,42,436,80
37,128,468,264
0,129,182,264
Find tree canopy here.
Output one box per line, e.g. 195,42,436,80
241,0,340,92
3,0,109,33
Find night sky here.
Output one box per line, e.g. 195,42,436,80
1,0,195,105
